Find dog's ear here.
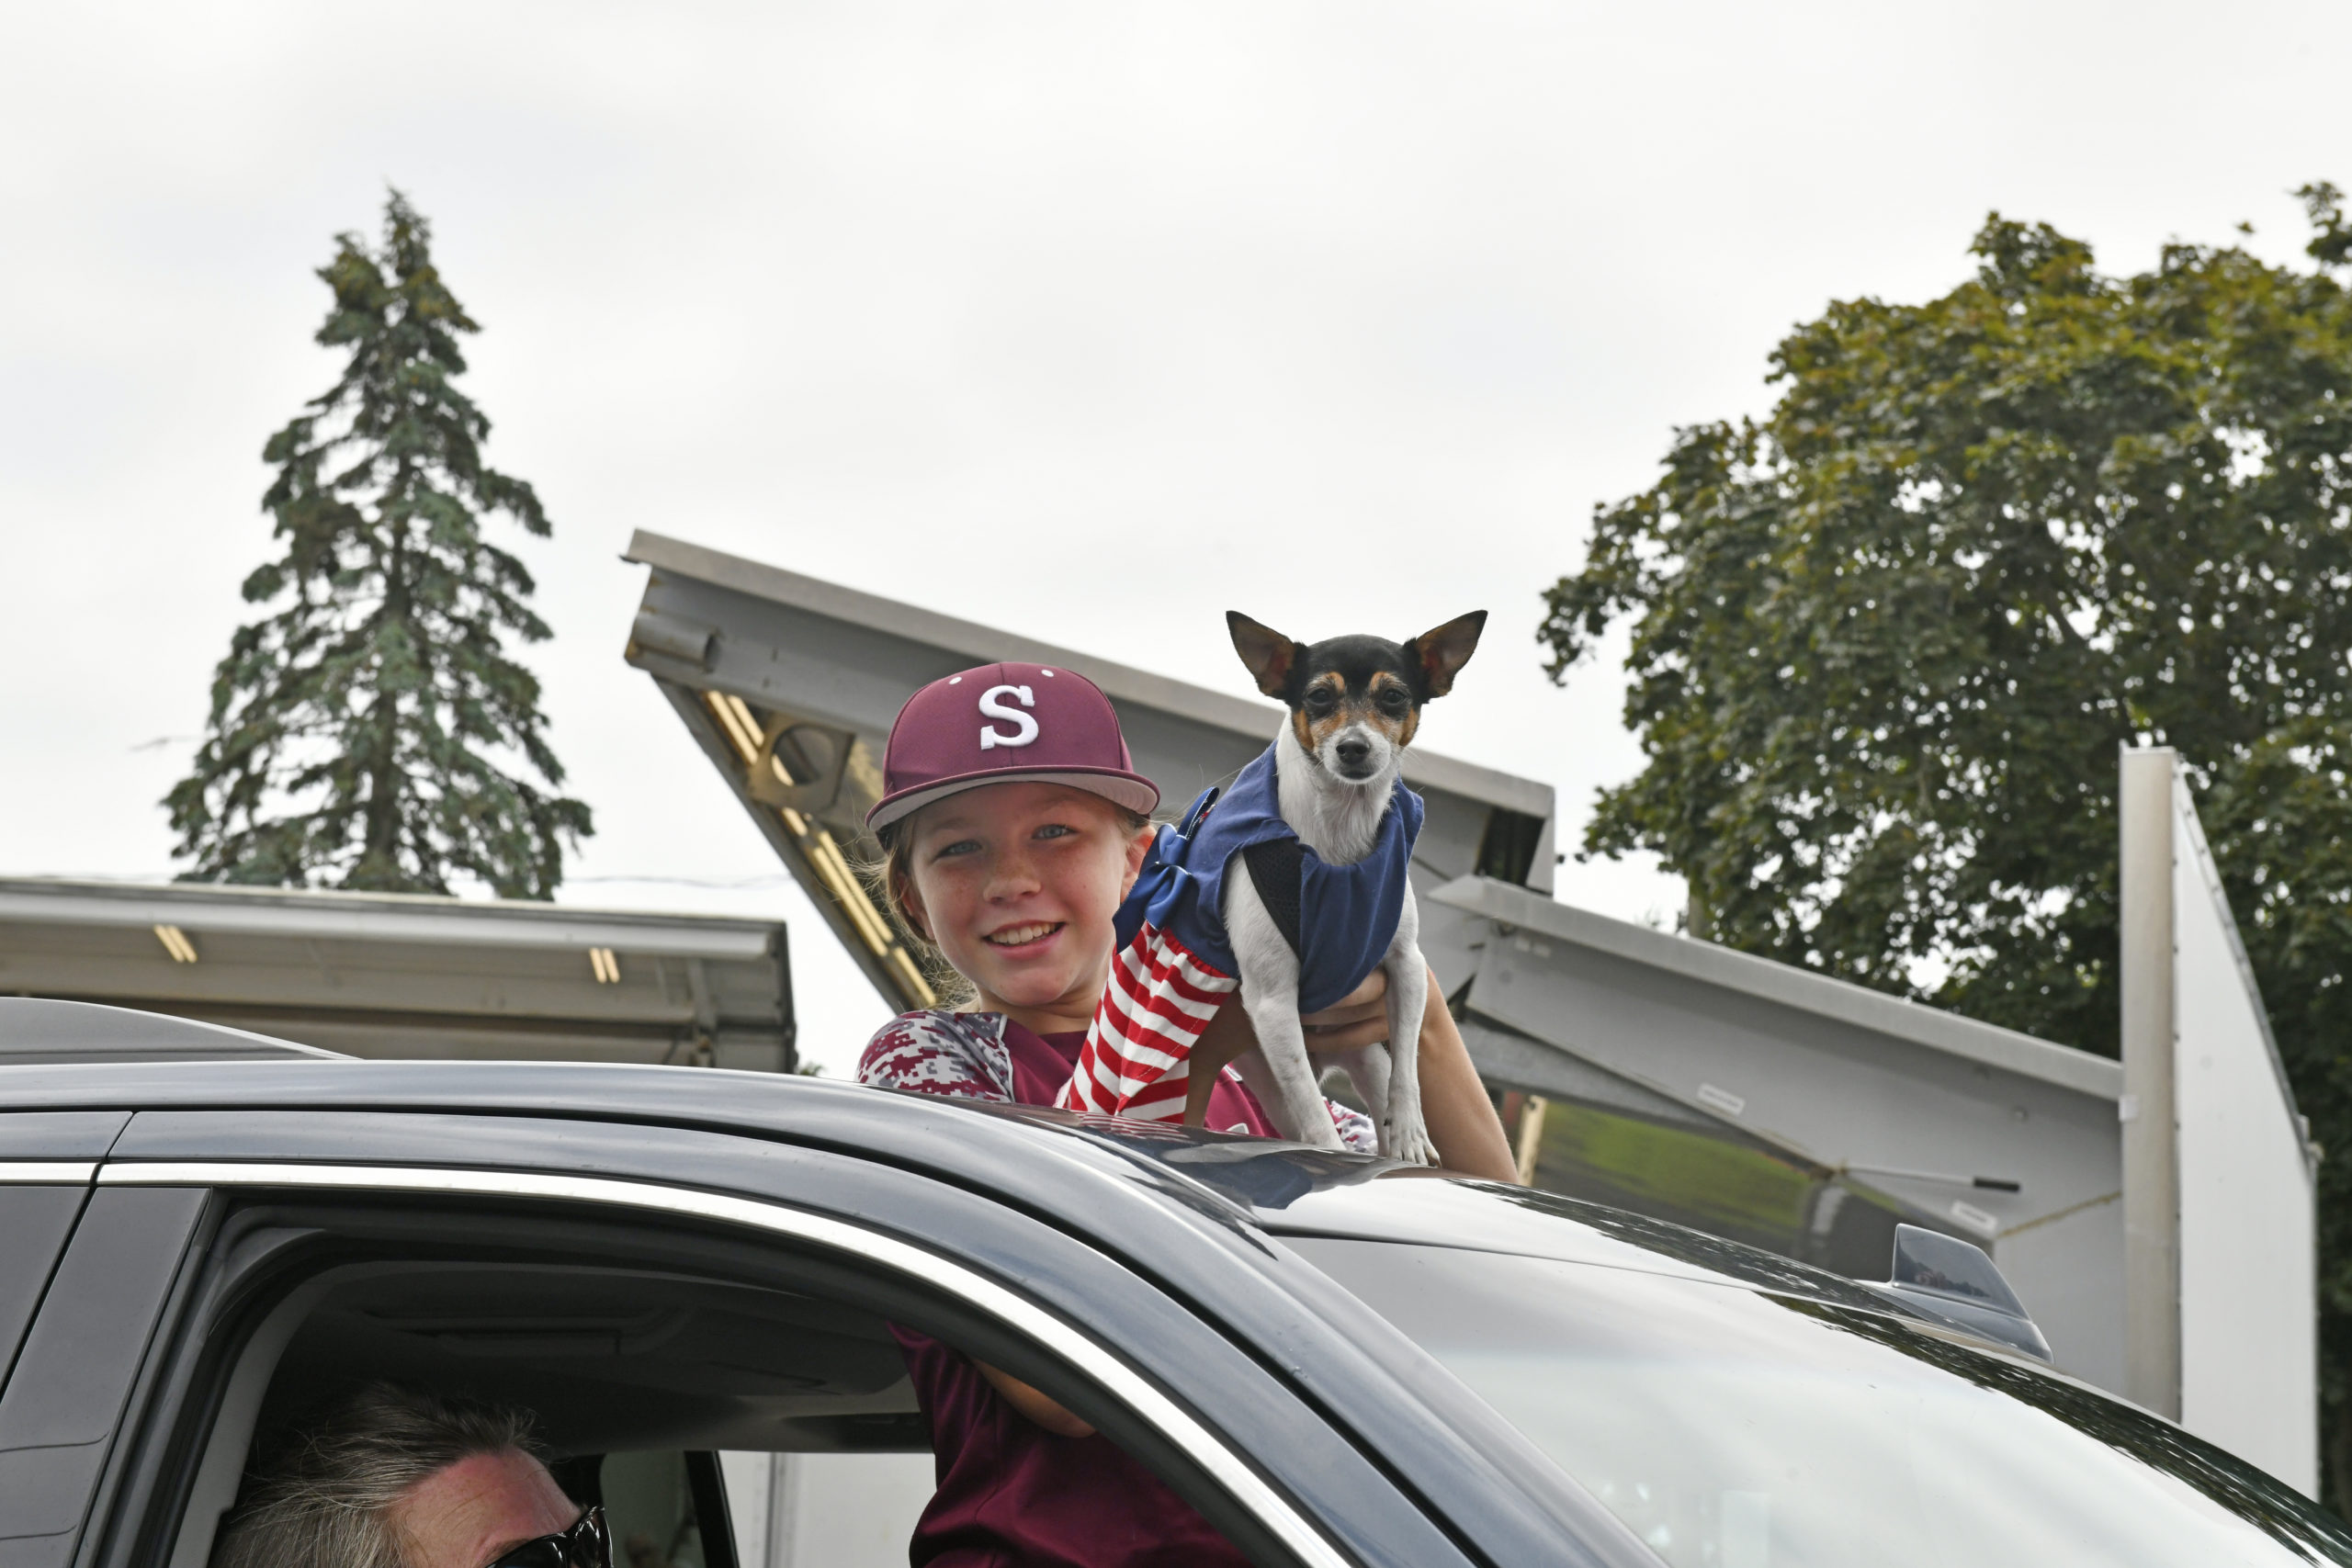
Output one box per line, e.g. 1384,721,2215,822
1408,611,1487,698
1227,613,1304,700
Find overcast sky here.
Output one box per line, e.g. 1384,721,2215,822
6,1,2347,1071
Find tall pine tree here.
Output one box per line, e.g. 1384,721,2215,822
166,190,591,898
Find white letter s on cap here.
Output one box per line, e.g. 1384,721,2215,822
977,685,1039,750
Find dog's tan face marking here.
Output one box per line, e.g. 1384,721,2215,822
1296,673,1353,753
1289,705,1316,756
1366,671,1418,750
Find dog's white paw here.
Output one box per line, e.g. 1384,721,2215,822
1381,1115,1439,1167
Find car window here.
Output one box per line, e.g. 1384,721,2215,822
112,1189,1293,1568
214,1262,935,1568
597,1451,713,1568
1295,1236,2352,1568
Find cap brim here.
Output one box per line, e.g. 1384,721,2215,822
866,768,1161,831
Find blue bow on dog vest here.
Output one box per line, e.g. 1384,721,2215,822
1114,743,1425,1014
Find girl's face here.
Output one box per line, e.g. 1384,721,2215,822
898,782,1153,1029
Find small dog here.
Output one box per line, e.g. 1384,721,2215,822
1219,610,1485,1164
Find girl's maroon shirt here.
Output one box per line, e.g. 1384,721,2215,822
860,1011,1270,1567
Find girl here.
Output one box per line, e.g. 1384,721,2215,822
857,659,1517,1566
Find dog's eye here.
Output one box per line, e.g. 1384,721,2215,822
1305,689,1338,712
1376,688,1408,710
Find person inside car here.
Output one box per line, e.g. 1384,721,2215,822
858,661,1517,1566
214,1383,604,1568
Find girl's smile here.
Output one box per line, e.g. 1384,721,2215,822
982,920,1067,952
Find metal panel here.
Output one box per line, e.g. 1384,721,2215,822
622,531,1557,1010
623,532,1552,821
0,883,776,959
646,678,926,1011
2119,746,2181,1419
1430,874,2128,1393
1433,876,2119,1099
0,881,792,1072
2171,766,2319,1494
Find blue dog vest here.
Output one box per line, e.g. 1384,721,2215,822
1113,743,1425,1014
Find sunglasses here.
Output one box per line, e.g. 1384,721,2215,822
486,1506,610,1568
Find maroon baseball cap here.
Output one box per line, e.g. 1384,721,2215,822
867,661,1160,830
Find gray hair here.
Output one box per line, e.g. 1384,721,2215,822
213,1383,550,1568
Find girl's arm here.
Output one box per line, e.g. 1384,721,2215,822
1401,977,1521,1182
977,1364,1094,1438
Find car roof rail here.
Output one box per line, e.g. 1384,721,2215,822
1868,1222,2052,1362
0,998,346,1065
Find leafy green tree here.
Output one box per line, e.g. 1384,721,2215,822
166,189,590,897
1543,186,2352,1498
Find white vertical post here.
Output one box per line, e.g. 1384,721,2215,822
716,1452,778,1568
2168,769,2321,1492
2119,745,2180,1420
762,1453,937,1566
772,1453,803,1568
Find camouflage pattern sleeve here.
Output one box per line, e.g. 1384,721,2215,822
1327,1098,1378,1155
857,1010,1017,1103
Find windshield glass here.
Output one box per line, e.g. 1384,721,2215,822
1295,1236,2350,1567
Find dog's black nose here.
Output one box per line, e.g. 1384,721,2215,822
1335,738,1373,770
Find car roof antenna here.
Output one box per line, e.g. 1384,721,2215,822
1872,1223,2052,1364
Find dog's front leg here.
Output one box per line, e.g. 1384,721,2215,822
1378,893,1439,1166
1224,868,1346,1149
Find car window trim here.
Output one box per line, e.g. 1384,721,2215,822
91,1160,1353,1568
0,1162,97,1183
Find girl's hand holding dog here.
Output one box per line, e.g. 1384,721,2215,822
1185,968,1520,1182
1184,972,1391,1096
1301,972,1398,1051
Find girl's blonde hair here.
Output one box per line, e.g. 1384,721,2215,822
863,796,1154,1012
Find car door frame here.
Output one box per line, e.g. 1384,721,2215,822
6,1080,1663,1568
50,1109,1517,1568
